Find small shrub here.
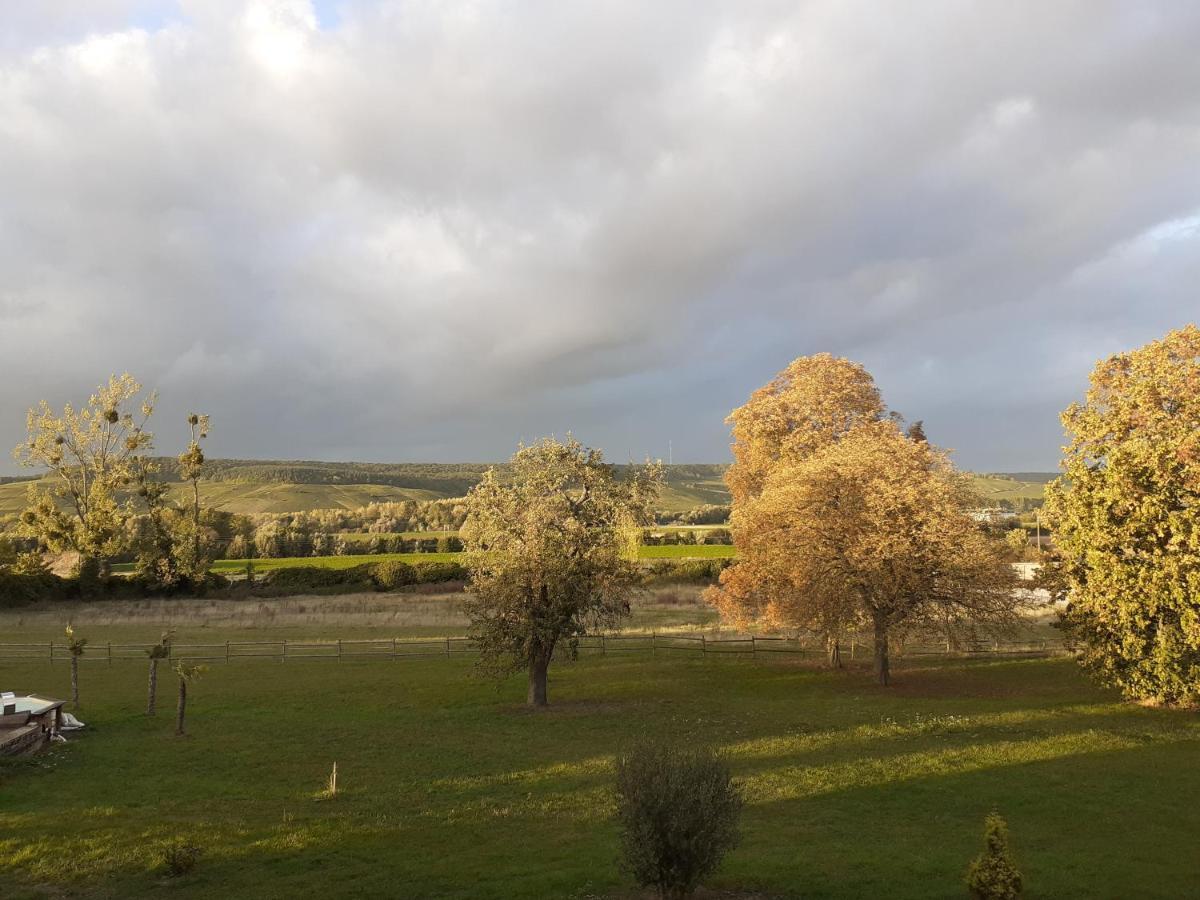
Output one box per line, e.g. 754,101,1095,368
372,560,417,591
160,840,201,878
966,812,1023,899
614,742,742,899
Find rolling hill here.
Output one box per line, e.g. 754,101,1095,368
0,460,1052,517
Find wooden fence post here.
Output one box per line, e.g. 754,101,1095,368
107,642,112,666
337,639,342,662
225,641,230,663
392,637,397,660
445,637,451,658
49,641,53,662
652,633,656,656
282,640,287,663
701,634,706,656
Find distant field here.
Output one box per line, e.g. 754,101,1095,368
0,462,1053,518
969,474,1049,504
109,545,732,575
0,480,442,517
638,544,736,559
110,552,462,575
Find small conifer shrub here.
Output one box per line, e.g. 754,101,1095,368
966,812,1023,899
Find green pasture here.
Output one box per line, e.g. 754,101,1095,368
110,553,463,575
108,545,732,575
637,544,736,559
1,647,1196,898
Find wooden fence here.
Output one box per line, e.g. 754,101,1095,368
0,635,1067,665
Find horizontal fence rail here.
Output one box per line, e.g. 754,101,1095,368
0,636,1068,665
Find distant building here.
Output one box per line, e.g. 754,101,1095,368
969,509,1017,524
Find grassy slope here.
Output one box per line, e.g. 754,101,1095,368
968,474,1048,504
0,648,1196,899
0,470,1050,517
0,480,443,517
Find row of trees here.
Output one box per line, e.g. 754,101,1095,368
63,625,203,735
459,360,1025,702
462,326,1198,707
11,325,1197,708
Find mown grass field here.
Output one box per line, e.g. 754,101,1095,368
1,637,1197,899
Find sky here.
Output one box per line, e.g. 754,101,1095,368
1,1,1198,474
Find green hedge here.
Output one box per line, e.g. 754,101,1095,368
410,560,468,584
641,558,731,584
254,560,468,597
0,556,707,605
0,570,74,607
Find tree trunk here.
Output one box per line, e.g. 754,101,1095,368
71,655,80,708
826,634,842,669
527,651,551,707
873,612,890,686
147,659,158,715
176,679,187,735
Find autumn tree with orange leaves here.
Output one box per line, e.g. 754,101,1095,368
710,354,1019,685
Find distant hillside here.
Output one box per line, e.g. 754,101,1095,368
0,459,1050,517
990,472,1060,484
969,473,1055,505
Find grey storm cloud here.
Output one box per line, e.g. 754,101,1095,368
1,0,1198,471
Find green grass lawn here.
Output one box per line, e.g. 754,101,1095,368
1,650,1196,898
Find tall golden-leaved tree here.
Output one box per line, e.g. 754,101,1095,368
726,353,884,504
712,357,1019,684
1044,324,1200,705
13,374,155,575
461,437,661,706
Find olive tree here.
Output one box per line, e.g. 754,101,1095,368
614,742,743,899
460,437,660,706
